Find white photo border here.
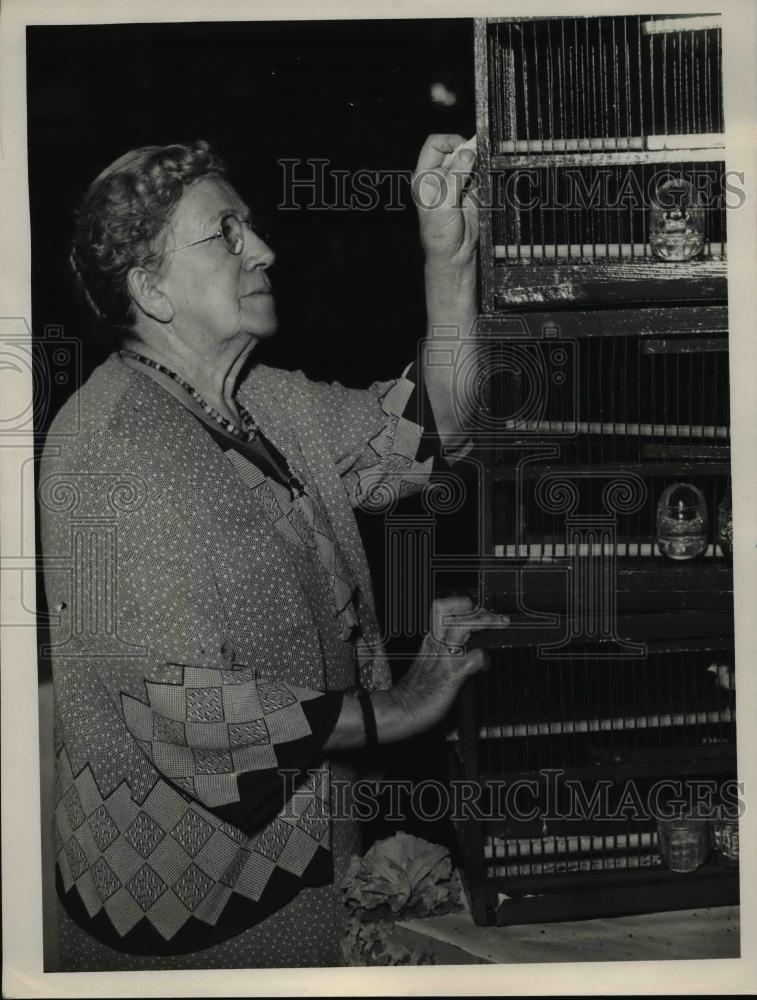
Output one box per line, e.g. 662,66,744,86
2,0,756,995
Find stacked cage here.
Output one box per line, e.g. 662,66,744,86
451,14,738,926
480,13,727,308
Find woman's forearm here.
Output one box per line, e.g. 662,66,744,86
422,257,478,444
322,689,413,750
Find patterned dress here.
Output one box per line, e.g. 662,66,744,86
41,352,445,970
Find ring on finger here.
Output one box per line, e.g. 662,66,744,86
429,633,465,656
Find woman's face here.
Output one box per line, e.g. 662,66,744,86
156,176,277,346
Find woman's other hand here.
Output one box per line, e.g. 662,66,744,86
413,133,479,269
324,597,508,750
384,596,506,739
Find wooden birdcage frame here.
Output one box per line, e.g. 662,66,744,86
450,15,738,927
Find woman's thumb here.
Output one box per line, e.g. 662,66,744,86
460,647,490,677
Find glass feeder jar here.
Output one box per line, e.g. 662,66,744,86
710,818,739,867
656,482,709,561
716,486,733,558
649,178,705,262
656,816,710,873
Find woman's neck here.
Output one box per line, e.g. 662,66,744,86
120,332,256,424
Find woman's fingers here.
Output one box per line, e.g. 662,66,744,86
446,607,509,630
415,133,467,173
431,597,509,648
445,622,507,647
460,647,490,677
414,158,476,214
446,146,477,205
443,606,510,647
430,596,474,642
414,134,478,215
432,595,475,615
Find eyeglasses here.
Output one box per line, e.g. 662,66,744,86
164,213,268,258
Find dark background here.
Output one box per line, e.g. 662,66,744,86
27,19,474,387
28,19,478,849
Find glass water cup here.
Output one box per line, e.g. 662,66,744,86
656,817,709,873
656,482,709,561
649,178,705,262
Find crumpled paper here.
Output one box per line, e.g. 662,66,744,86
340,918,436,966
341,831,463,923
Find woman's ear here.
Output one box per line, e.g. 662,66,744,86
126,265,174,323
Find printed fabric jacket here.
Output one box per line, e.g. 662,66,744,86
40,351,449,955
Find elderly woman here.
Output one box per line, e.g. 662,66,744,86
40,136,502,971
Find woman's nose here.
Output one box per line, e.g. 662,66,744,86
242,231,275,271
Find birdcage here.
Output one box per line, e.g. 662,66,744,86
450,15,737,925
449,638,737,925
475,14,727,309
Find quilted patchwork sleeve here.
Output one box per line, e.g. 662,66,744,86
118,665,343,834
280,362,470,509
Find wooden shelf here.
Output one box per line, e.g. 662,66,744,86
492,146,724,169
489,865,738,926
469,755,738,787
475,304,728,339
466,754,738,786
479,574,733,616
492,256,728,308
469,609,734,649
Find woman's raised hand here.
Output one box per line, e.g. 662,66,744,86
412,133,479,268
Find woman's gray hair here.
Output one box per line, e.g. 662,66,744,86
70,140,226,330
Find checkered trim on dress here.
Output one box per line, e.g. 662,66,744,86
120,663,328,809
340,375,436,508
53,747,331,941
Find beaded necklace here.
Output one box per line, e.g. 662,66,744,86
120,348,258,439
120,348,306,497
